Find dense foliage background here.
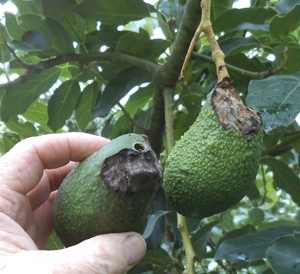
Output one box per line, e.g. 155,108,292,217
1,0,300,273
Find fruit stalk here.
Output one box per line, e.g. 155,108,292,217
200,0,229,81
163,88,175,155
180,0,229,82
164,90,196,274
177,214,196,274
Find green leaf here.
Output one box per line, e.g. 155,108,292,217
143,210,169,239
6,14,74,55
115,29,149,56
0,132,20,154
247,72,300,134
100,61,131,82
214,226,300,262
212,8,276,33
211,0,235,21
270,4,300,34
246,183,261,201
219,37,261,56
5,116,38,138
127,264,153,274
75,82,100,132
275,0,300,13
262,268,275,274
5,13,26,41
23,101,52,132
42,0,85,42
0,89,5,100
217,224,257,246
173,112,195,141
9,31,51,52
109,114,134,139
11,0,42,15
75,0,150,26
179,83,204,116
132,108,152,132
166,210,202,246
225,53,263,91
67,64,93,83
266,234,300,274
124,82,155,115
284,44,300,74
1,67,61,122
100,116,114,138
260,220,300,230
47,79,81,132
115,29,170,59
294,231,300,241
267,158,300,204
147,39,171,58
191,220,220,260
248,208,265,226
0,45,11,63
92,67,147,117
137,248,172,266
9,54,41,71
46,232,64,250
263,131,281,151
85,29,130,48
227,22,269,32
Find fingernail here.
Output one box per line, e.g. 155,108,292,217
124,235,146,266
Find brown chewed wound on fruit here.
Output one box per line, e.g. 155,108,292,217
134,143,146,152
101,145,163,195
211,77,262,139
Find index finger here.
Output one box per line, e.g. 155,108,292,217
0,133,110,194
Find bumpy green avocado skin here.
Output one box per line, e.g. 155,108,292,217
53,133,163,247
163,89,263,219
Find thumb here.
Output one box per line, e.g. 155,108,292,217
4,232,146,274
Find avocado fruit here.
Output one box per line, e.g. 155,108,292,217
53,133,163,247
163,80,263,219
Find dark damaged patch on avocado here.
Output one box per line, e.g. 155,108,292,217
101,146,163,195
212,77,262,139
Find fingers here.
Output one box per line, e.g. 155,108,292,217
0,133,110,194
29,162,76,247
3,233,146,274
27,162,77,211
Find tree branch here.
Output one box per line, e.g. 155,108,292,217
0,51,159,90
117,102,147,134
262,131,300,157
148,0,202,155
180,0,228,82
191,52,287,79
0,30,30,70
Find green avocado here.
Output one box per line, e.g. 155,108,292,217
53,133,163,247
163,83,263,219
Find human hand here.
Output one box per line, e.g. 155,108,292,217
0,133,146,273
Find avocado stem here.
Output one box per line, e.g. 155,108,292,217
178,214,196,274
179,0,229,82
163,88,175,155
163,81,197,273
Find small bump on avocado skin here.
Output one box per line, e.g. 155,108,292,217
53,133,163,247
163,83,263,219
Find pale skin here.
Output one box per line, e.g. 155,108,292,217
0,133,146,273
